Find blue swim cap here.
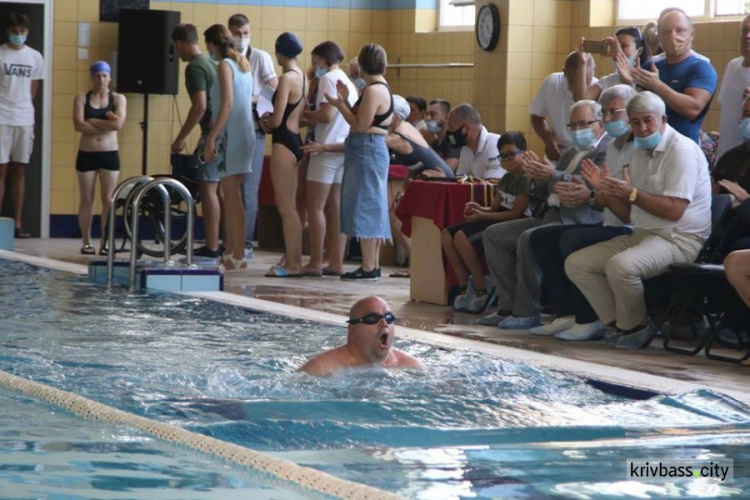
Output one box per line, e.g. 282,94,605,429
90,60,111,75
275,32,303,58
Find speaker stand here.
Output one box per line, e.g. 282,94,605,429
140,94,149,175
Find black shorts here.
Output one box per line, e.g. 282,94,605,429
76,150,120,172
446,220,497,244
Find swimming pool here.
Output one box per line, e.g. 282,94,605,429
1,258,749,498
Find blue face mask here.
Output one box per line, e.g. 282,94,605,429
634,130,662,150
353,77,366,90
604,117,630,138
571,128,597,149
9,34,26,46
314,67,329,79
426,120,442,134
209,53,220,62
740,118,750,142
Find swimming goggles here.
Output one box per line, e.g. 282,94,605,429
347,312,397,325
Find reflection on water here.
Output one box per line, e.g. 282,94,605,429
1,260,749,499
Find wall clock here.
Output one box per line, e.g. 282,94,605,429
476,3,500,52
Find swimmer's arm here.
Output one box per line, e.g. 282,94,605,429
395,350,423,369
298,356,334,377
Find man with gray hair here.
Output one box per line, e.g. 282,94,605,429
477,99,612,329
565,91,711,349
446,103,504,179
527,85,638,339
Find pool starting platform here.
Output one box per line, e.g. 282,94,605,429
88,258,223,292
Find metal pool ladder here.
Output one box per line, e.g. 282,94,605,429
105,176,195,290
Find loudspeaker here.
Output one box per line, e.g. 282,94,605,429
117,9,180,94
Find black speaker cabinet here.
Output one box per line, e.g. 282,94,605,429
117,9,180,94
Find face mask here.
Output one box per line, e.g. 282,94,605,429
234,36,250,54
314,67,329,79
426,120,442,134
740,117,750,142
662,34,689,57
9,34,26,46
447,126,467,147
209,53,220,62
634,130,662,150
571,128,597,149
353,77,366,90
604,117,630,138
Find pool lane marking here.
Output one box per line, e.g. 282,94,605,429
0,369,403,500
188,291,750,406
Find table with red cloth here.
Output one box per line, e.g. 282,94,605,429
396,179,493,305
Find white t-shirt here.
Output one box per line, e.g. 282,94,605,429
246,47,277,98
529,72,597,147
629,124,711,239
594,72,623,92
0,44,44,126
717,57,750,161
456,126,505,179
602,140,635,226
315,68,357,144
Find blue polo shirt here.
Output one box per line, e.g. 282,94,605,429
655,54,717,144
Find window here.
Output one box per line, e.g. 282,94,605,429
439,0,476,30
617,0,749,23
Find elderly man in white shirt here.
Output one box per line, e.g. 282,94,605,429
446,103,504,180
565,91,711,350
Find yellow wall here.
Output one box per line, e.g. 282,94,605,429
48,0,747,217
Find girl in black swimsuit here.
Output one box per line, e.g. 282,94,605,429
260,32,307,277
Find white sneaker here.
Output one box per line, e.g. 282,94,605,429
556,320,606,341
529,316,576,336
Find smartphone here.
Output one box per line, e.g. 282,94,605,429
582,40,607,55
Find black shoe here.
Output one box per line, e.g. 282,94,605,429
341,267,380,281
376,268,381,278
14,228,30,239
193,245,221,258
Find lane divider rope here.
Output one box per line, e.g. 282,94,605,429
0,369,402,499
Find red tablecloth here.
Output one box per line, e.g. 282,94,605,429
395,180,493,237
259,160,409,207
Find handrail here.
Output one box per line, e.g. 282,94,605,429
389,63,473,68
128,178,195,291
106,176,154,286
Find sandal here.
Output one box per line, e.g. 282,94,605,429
80,244,96,255
265,265,302,278
389,269,411,278
223,253,248,272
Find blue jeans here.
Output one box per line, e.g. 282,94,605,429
241,129,266,246
529,224,633,323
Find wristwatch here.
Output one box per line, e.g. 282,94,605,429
588,189,596,206
629,187,638,203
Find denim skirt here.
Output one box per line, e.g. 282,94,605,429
340,133,391,240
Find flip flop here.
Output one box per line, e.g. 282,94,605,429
80,244,96,255
265,265,303,278
389,269,411,278
301,271,323,277
322,268,342,277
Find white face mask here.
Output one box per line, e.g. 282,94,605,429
234,35,250,53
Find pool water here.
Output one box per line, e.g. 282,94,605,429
1,260,749,499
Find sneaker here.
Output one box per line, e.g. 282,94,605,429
14,228,30,239
529,316,576,336
453,290,472,312
244,247,254,260
341,267,380,281
598,330,623,346
376,268,382,278
556,320,606,341
475,311,509,326
193,245,222,258
615,319,657,350
498,315,541,330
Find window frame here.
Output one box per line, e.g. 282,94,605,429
615,0,749,25
438,0,476,32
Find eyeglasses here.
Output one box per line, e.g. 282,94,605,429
601,108,626,118
347,312,397,325
567,120,600,131
499,150,524,161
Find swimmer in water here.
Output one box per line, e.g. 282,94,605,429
298,296,422,377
